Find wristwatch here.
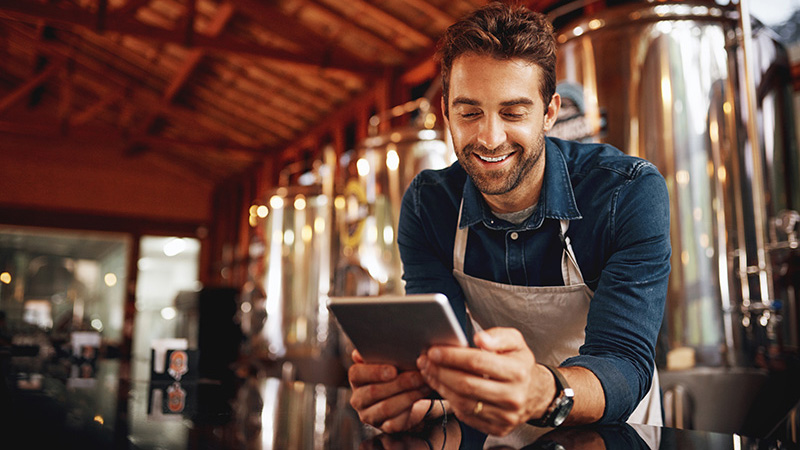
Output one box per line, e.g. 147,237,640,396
529,364,574,428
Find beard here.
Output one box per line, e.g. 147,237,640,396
457,134,545,196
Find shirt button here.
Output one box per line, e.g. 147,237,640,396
510,232,519,240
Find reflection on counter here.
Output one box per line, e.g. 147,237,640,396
2,343,798,449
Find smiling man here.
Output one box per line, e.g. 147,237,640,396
348,2,671,438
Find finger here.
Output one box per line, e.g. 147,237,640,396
349,363,397,389
352,349,366,364
474,328,529,354
350,371,428,410
422,346,524,383
358,388,429,429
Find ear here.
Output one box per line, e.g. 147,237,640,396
543,93,561,132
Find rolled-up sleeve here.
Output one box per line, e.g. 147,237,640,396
562,163,671,423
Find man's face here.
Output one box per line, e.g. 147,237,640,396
444,54,559,210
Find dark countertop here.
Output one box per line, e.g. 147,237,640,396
2,358,798,449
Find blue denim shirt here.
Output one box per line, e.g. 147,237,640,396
398,137,671,423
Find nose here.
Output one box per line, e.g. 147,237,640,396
476,115,506,150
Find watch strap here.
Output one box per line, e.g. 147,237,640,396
529,364,574,427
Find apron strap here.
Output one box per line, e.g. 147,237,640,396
453,201,585,286
559,220,585,286
454,201,468,272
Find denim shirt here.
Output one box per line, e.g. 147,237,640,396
397,137,671,423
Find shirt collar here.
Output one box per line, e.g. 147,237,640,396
459,137,582,230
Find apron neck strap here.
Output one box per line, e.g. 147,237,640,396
453,200,585,285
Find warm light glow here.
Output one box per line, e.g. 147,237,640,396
676,170,690,185
386,150,400,171
681,250,689,265
314,217,325,233
723,102,732,114
334,195,346,209
294,196,306,210
94,415,104,425
302,224,313,242
588,19,603,30
572,26,584,36
0,272,11,284
356,158,370,177
249,205,258,215
163,238,186,257
241,302,252,313
284,229,295,246
104,273,117,287
256,205,269,218
161,307,177,320
91,318,103,331
417,129,437,141
424,113,437,129
270,195,284,209
661,76,672,103
383,225,394,245
718,166,727,183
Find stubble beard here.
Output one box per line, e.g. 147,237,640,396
459,134,545,196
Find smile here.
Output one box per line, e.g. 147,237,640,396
477,154,511,163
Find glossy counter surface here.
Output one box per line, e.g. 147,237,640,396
2,359,798,449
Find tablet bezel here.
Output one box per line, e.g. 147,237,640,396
328,293,469,371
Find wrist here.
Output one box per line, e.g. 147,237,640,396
533,363,557,418
529,364,574,428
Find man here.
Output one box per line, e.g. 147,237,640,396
348,3,670,437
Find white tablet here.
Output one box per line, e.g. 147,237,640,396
328,293,469,371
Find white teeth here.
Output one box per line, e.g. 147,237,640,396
478,154,509,163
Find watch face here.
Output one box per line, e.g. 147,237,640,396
552,397,574,427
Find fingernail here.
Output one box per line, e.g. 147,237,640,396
417,356,428,371
428,348,441,361
382,367,394,380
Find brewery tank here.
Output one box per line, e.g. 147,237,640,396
549,0,799,369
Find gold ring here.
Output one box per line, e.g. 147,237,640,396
472,401,484,415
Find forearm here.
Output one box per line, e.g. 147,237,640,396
560,366,604,425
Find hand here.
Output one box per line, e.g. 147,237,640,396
416,327,555,436
348,350,434,433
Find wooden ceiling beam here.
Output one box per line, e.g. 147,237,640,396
69,90,124,126
0,58,65,114
307,0,432,48
397,0,455,30
130,2,236,155
0,118,272,158
289,0,409,62
0,0,382,75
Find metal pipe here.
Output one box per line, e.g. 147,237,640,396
738,0,774,307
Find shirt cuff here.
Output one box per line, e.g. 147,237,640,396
560,355,636,424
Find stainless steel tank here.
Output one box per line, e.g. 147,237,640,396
256,149,337,365
333,99,454,296
550,0,799,369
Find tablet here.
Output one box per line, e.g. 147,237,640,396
328,293,469,371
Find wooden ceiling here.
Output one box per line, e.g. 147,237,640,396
0,0,570,187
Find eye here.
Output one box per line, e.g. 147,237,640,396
459,111,481,119
501,109,527,120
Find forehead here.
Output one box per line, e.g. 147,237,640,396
449,54,543,103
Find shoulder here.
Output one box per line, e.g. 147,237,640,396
548,137,662,182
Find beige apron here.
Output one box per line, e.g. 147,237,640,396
451,201,661,428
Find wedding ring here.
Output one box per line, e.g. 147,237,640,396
472,400,484,415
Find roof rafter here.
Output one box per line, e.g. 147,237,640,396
0,0,383,75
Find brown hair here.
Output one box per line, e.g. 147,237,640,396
437,2,557,116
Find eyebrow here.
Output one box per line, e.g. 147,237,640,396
451,97,535,107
